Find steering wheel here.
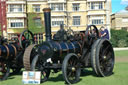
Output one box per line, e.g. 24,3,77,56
19,30,35,49
84,25,99,46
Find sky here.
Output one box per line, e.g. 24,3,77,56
112,0,128,13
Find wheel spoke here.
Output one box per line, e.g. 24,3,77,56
62,54,81,84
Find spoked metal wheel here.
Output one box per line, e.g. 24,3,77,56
31,55,50,82
91,39,115,77
19,30,35,49
0,62,10,81
62,53,81,84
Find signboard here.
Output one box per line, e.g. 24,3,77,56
22,71,41,84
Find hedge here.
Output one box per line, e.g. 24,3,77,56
110,29,128,47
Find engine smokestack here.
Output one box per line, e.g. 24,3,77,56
43,8,52,41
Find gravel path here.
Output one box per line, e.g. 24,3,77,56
114,48,128,62
116,57,128,62
114,48,128,51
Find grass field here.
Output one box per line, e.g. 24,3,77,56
0,50,128,85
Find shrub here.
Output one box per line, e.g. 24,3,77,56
110,29,128,47
117,40,127,47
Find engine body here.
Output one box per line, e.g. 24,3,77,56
39,40,81,62
0,44,18,60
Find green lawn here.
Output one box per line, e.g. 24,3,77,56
0,50,128,85
1,62,128,85
115,50,128,57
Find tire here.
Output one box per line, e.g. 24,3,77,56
93,39,115,77
91,39,101,75
62,53,81,84
0,62,10,81
31,55,50,82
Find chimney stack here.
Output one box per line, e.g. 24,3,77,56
43,8,52,41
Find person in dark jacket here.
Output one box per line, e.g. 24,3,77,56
100,26,109,40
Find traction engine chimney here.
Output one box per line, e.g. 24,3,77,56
43,8,52,41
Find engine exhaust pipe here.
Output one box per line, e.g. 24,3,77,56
43,8,52,41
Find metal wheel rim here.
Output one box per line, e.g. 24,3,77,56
19,30,34,49
67,56,80,83
62,53,81,84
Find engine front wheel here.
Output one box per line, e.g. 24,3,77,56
31,55,50,82
62,53,81,84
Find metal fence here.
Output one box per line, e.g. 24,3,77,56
8,33,44,44
34,33,44,44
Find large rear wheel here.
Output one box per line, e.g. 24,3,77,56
91,39,115,77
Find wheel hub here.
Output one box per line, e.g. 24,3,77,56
72,67,76,72
103,56,107,59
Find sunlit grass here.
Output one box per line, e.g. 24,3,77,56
1,63,128,85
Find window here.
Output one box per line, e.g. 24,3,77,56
34,18,42,28
122,27,128,31
52,18,64,26
99,2,103,9
11,22,23,27
89,16,104,25
92,19,103,25
73,16,80,26
33,5,40,12
72,4,80,11
122,18,128,22
51,3,64,11
91,2,103,10
52,21,64,26
9,19,24,28
9,5,22,12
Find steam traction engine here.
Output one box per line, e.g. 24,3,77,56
0,30,35,80
23,8,115,84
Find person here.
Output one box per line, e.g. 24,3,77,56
100,26,109,40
